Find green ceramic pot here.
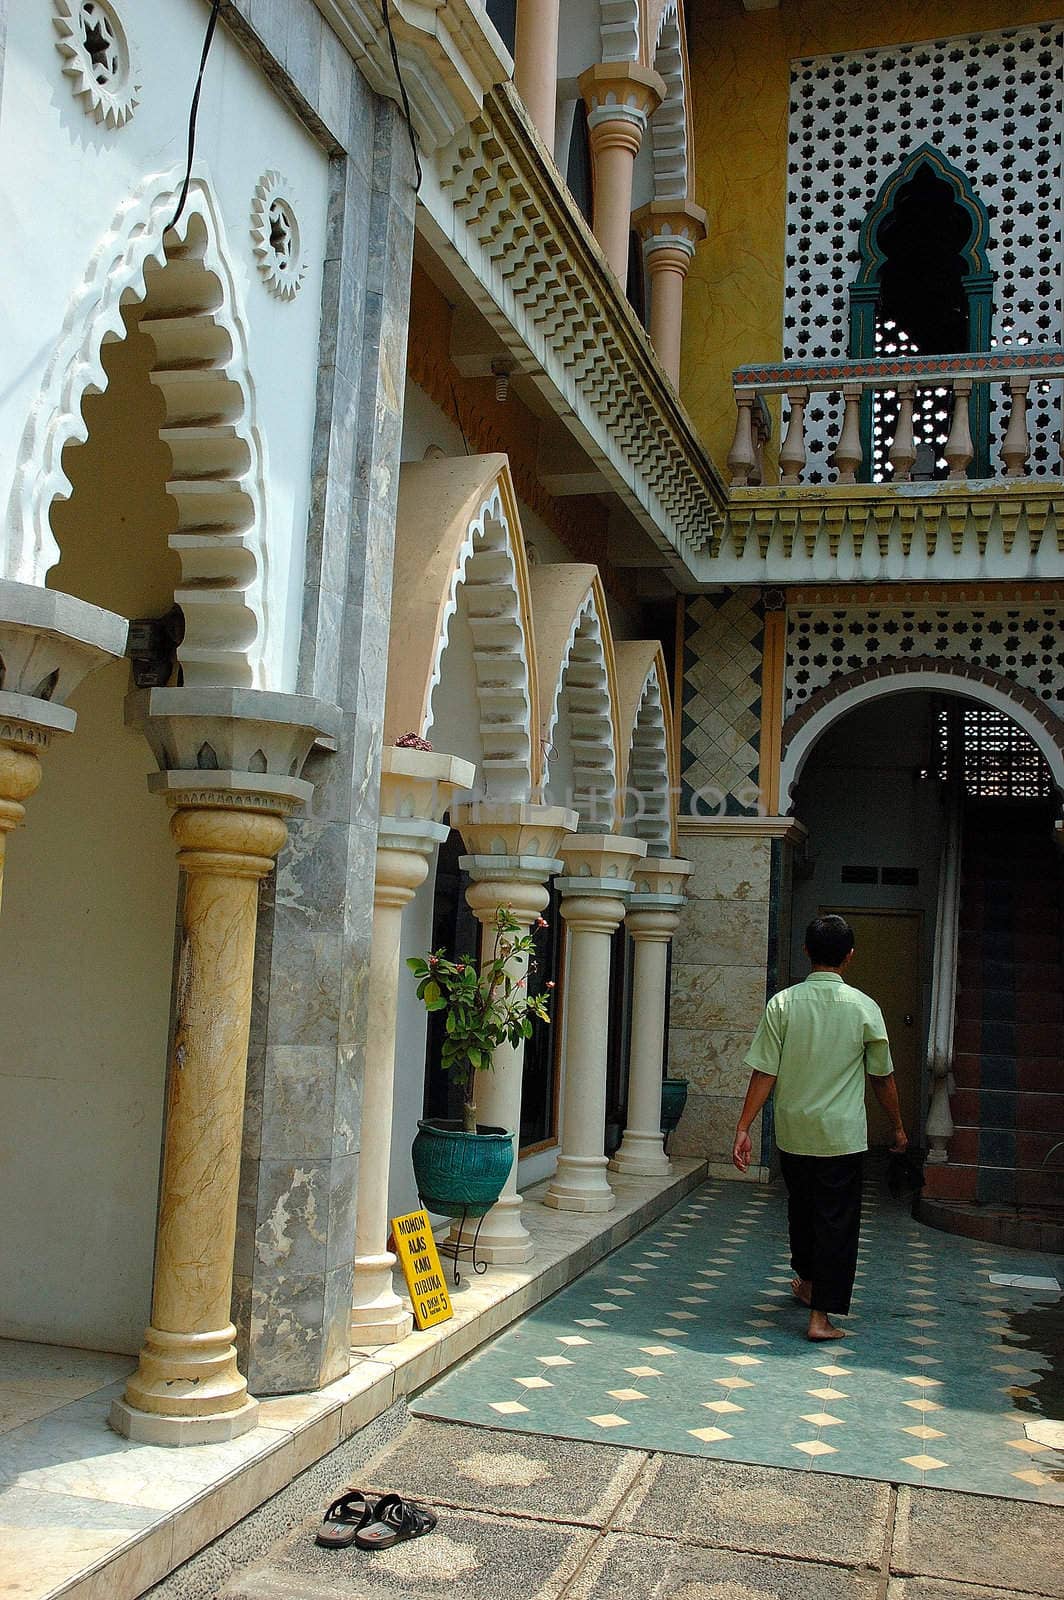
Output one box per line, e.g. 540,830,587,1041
660,1077,690,1135
411,1119,515,1219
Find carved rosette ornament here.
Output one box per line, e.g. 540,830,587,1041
53,0,140,129
251,172,306,301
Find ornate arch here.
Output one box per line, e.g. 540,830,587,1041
615,639,676,854
853,143,992,292
7,172,269,689
530,564,621,830
385,454,538,802
649,1,692,202
780,659,1064,807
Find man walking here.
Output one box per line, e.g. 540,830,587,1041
732,914,907,1341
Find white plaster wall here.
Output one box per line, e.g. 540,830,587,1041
0,0,331,690
0,322,180,1353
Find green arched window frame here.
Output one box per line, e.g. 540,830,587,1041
848,144,995,480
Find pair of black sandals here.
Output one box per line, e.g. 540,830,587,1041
316,1490,437,1551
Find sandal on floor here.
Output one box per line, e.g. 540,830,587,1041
315,1490,375,1547
354,1493,438,1550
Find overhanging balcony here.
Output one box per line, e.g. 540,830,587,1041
708,349,1064,586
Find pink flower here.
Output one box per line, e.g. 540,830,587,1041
536,917,547,928
546,980,556,989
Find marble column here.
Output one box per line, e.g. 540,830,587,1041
545,833,647,1212
0,581,126,908
514,0,560,152
450,802,577,1262
633,201,708,388
111,688,338,1445
610,857,692,1177
352,747,475,1347
578,63,665,282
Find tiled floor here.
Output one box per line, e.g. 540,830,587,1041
414,1171,1064,1505
0,1161,704,1600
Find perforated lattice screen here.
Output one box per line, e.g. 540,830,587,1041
936,704,1054,798
785,23,1064,483
786,605,1064,720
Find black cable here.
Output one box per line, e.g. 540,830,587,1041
168,0,223,233
450,383,471,454
381,0,422,191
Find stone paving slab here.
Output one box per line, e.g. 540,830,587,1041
564,1532,882,1600
361,1418,646,1525
892,1486,1064,1596
220,1508,596,1600
617,1452,890,1567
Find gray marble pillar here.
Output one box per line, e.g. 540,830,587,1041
231,20,417,1393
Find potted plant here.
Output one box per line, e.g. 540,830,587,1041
407,906,553,1218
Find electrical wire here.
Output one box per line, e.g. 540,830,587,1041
381,0,423,191
168,0,223,234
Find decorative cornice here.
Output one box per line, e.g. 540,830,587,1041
420,82,728,578
677,816,808,842
711,482,1064,584
309,0,512,151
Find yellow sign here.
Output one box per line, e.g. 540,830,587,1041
390,1210,453,1330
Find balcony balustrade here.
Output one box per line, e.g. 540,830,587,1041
728,349,1064,488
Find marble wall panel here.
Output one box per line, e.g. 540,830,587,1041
231,10,417,1395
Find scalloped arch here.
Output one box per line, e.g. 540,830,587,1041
530,565,621,830
650,1,691,202
7,172,269,688
600,0,642,63
385,454,538,801
854,143,992,290
615,639,676,855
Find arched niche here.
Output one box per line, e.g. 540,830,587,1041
385,454,538,801
849,144,994,480
615,639,676,855
11,178,269,688
529,564,621,830
780,663,1064,809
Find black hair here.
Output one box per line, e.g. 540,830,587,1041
805,914,855,967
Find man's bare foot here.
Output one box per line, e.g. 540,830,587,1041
807,1310,845,1342
791,1276,812,1307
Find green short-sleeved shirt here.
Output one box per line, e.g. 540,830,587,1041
743,972,894,1157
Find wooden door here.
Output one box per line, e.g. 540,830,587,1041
823,908,922,1148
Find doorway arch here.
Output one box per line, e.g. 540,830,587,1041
780,661,1064,809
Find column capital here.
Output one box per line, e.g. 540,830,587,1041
557,830,647,887
633,199,708,253
378,745,477,859
579,61,666,130
452,799,577,863
0,579,127,717
628,854,692,912
127,686,341,818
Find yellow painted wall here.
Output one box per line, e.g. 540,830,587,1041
0,309,181,1353
682,1,1064,472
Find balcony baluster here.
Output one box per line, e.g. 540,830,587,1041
944,379,974,480
1001,379,1031,478
727,389,757,487
888,383,917,481
779,388,808,485
834,384,863,484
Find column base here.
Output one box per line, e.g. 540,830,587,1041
352,1252,414,1347
109,1394,260,1446
543,1157,616,1212
609,1130,673,1177
350,1306,414,1347
446,1194,535,1265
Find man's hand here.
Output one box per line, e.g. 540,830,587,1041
890,1125,908,1155
733,1127,752,1172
